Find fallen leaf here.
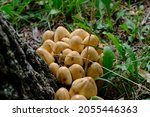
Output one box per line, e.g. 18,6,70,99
138,69,150,83
118,97,124,100
32,27,41,42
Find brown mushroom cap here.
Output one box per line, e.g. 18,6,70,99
36,47,54,65
56,66,72,85
55,87,70,100
61,37,70,44
64,51,83,66
96,43,104,55
81,46,99,62
41,40,55,53
61,48,72,60
42,30,54,41
54,26,70,42
87,62,103,79
82,35,99,47
71,94,87,100
54,41,69,54
69,77,97,99
69,36,84,53
70,29,89,40
97,53,103,65
69,64,85,80
49,62,60,76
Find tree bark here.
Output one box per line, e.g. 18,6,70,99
0,15,58,99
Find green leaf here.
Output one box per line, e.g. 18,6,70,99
77,0,85,4
1,4,14,16
116,64,127,71
147,61,150,72
101,0,112,15
104,32,126,60
111,0,122,14
123,44,138,77
116,10,126,21
12,0,20,9
120,23,130,33
105,18,113,30
95,0,105,18
52,0,62,9
126,18,134,29
73,22,91,32
17,0,31,15
128,35,134,42
49,9,60,15
90,96,104,100
103,46,115,73
126,58,134,76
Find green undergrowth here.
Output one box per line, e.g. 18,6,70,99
0,0,149,99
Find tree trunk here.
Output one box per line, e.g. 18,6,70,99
0,15,58,99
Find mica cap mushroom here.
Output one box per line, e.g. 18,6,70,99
36,47,54,65
55,87,70,100
69,77,97,99
54,26,70,42
42,30,54,41
87,62,103,79
41,40,55,53
56,66,72,85
82,34,99,47
81,46,99,62
69,35,84,53
70,28,89,40
54,41,69,54
64,51,83,66
69,64,85,81
49,62,60,76
71,94,87,100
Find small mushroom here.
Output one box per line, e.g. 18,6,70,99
81,46,99,62
55,87,70,100
42,30,54,41
97,53,103,65
71,94,87,100
41,40,55,53
54,26,70,42
69,64,85,80
56,66,72,85
70,29,89,40
36,47,54,65
87,62,103,79
54,41,69,54
49,62,60,76
69,77,97,99
61,37,70,44
82,35,99,47
61,48,72,60
96,43,104,55
69,36,84,53
69,87,76,96
64,51,83,66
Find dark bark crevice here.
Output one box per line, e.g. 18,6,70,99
0,14,58,100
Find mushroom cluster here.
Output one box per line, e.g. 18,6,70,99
36,26,104,100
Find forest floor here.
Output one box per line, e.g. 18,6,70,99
0,0,150,99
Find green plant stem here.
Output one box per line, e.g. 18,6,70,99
101,65,150,92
